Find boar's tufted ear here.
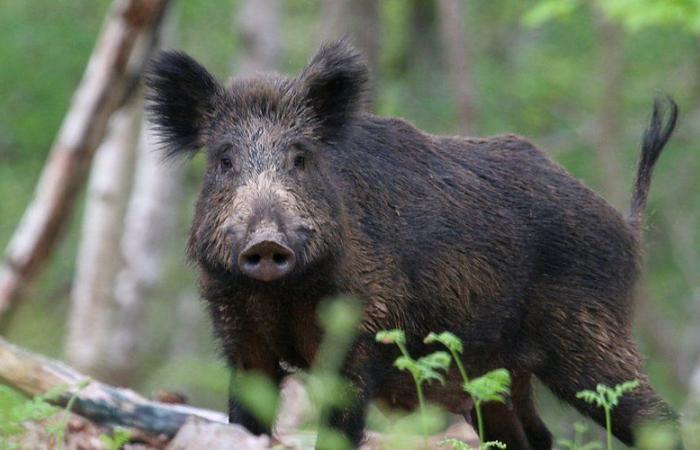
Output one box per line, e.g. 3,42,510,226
145,50,223,158
298,39,369,139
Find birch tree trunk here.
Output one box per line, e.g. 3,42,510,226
65,99,142,381
319,0,379,105
437,0,476,135
105,118,183,385
594,14,625,208
0,0,169,316
235,0,281,75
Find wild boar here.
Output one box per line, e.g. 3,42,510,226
146,40,681,449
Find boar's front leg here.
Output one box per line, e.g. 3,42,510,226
220,321,284,435
228,362,283,436
316,333,383,450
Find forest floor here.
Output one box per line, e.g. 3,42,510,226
16,409,479,450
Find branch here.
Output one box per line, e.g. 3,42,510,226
0,336,228,437
0,0,170,315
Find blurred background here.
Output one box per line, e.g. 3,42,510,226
0,0,699,446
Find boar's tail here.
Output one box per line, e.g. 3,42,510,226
628,97,678,231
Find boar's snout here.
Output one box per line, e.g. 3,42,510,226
238,233,296,282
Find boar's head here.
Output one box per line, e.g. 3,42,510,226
146,40,368,283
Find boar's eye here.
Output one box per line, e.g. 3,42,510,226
294,155,306,170
220,157,233,171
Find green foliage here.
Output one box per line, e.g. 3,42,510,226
229,372,280,428
576,380,639,411
635,422,678,450
523,0,581,26
424,331,463,354
525,0,700,32
394,352,452,386
99,427,132,450
376,329,453,448
440,437,506,450
370,403,447,450
0,385,58,448
576,381,639,450
463,369,511,405
0,381,89,450
376,329,406,345
557,421,602,450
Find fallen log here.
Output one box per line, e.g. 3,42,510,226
0,336,227,437
0,0,170,316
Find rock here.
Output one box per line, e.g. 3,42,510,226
166,417,270,450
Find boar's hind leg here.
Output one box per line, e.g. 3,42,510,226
472,371,552,450
533,317,680,447
512,371,553,449
472,401,532,450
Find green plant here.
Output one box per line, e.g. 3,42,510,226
461,369,511,448
0,385,58,450
439,437,506,450
0,380,89,450
557,421,602,450
425,331,511,449
99,427,133,450
576,380,639,450
376,329,451,447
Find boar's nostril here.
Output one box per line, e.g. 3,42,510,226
238,239,296,282
246,254,262,265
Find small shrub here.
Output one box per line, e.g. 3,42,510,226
576,380,639,450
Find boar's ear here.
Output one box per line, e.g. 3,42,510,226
299,40,369,138
145,50,223,158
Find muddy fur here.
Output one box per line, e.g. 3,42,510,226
146,40,681,449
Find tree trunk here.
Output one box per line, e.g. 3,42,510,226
104,115,184,385
319,0,380,105
64,98,142,381
235,0,281,75
594,14,625,207
0,0,170,317
436,0,476,135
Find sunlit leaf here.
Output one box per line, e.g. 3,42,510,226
376,329,406,345
463,369,511,404
424,331,463,354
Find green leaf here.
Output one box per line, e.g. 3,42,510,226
318,297,361,338
424,331,463,354
316,426,353,450
523,0,581,27
463,369,511,404
394,355,416,372
417,351,452,372
576,389,603,408
439,437,471,449
376,329,406,345
229,372,280,427
481,441,507,449
99,428,132,450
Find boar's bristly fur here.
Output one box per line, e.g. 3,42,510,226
145,39,682,450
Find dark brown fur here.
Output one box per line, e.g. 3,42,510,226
146,41,682,449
